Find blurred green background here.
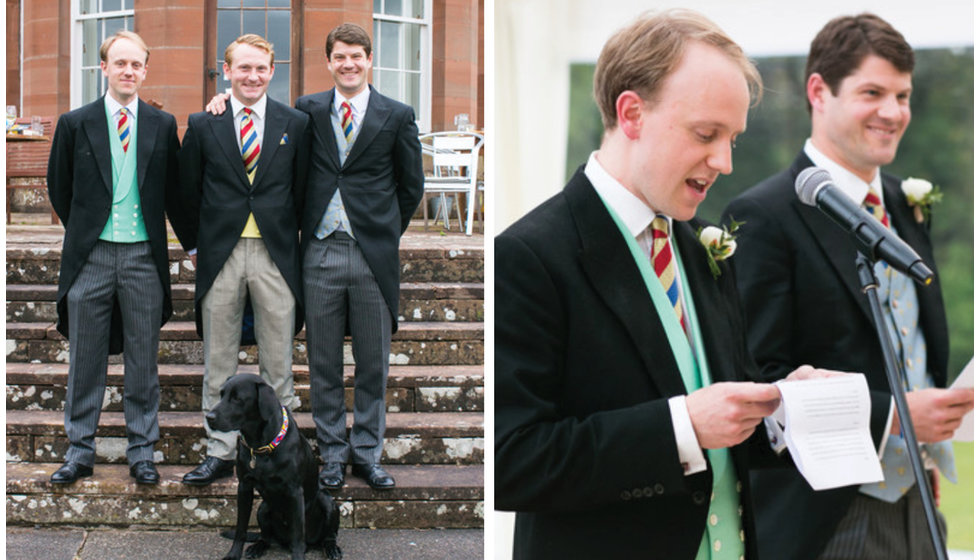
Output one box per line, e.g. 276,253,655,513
567,48,974,549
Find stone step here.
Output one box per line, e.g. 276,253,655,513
7,410,485,466
6,462,484,529
7,282,485,323
7,321,485,366
6,362,484,413
7,239,484,285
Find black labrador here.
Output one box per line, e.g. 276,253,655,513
207,373,342,560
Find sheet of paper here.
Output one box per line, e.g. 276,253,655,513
950,358,974,442
776,374,884,491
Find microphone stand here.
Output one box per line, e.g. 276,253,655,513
855,253,947,560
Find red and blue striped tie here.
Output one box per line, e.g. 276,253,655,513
863,191,889,227
240,107,260,183
117,108,131,153
651,215,685,332
340,101,354,145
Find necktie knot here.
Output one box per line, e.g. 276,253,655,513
863,191,889,227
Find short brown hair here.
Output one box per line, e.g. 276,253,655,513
325,23,372,59
593,9,762,130
805,13,914,112
99,30,149,64
224,34,275,66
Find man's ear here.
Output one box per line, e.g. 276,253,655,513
257,381,280,421
806,73,829,113
616,90,645,140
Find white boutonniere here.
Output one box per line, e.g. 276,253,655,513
697,218,743,280
901,177,942,224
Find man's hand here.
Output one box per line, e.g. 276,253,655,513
892,387,974,443
206,93,232,115
785,364,848,382
686,382,781,449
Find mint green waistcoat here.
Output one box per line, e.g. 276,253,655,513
602,199,746,560
99,104,148,242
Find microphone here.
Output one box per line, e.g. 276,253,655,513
795,166,934,285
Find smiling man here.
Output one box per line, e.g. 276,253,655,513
723,13,973,560
495,10,833,559
47,30,195,486
179,34,312,486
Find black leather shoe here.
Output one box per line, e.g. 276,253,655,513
319,462,346,490
130,460,160,485
50,461,93,485
182,456,234,486
352,463,395,490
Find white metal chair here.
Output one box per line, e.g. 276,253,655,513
419,131,484,235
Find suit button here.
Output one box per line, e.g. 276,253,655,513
620,490,632,501
653,483,665,495
692,491,706,505
632,488,643,499
642,487,654,497
337,173,343,179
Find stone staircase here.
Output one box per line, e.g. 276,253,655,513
6,224,485,530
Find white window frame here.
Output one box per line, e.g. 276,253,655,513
70,1,135,109
372,0,432,132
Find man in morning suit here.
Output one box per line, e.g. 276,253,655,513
723,14,973,560
495,10,834,559
46,31,195,485
179,34,311,486
297,23,424,491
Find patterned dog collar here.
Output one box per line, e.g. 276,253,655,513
252,406,289,455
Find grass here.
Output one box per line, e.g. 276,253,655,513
938,441,973,550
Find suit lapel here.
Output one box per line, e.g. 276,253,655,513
82,99,113,196
344,86,390,169
135,100,158,192
310,90,341,170
210,108,252,187
250,99,288,189
673,220,737,383
565,171,687,397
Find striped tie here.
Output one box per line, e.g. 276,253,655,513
863,191,889,228
340,101,354,145
240,107,260,183
117,108,131,153
651,215,685,332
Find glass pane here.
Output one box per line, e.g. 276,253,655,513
218,10,241,59
386,0,403,17
125,16,133,30
79,0,97,15
376,69,397,100
268,63,289,103
243,10,265,36
82,19,98,66
104,17,125,40
124,0,134,9
411,0,423,18
406,71,420,112
374,0,382,12
82,69,100,105
378,21,398,69
268,10,290,60
402,23,420,71
103,0,121,12
218,0,240,7
242,0,265,7
268,0,290,7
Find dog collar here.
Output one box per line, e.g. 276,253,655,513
251,406,289,455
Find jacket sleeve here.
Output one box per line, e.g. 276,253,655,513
163,115,196,251
47,114,76,225
176,117,204,251
392,107,424,234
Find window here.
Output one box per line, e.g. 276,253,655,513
71,0,135,108
373,0,431,131
216,0,292,103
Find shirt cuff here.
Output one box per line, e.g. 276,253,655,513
669,395,707,475
187,248,197,256
879,399,896,459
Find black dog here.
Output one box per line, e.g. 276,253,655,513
207,373,342,560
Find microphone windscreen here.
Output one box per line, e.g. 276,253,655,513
795,166,833,206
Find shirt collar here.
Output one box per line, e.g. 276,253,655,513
231,94,267,121
803,138,883,205
334,86,370,117
585,151,664,238
104,94,139,121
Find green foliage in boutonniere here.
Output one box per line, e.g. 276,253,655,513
697,218,743,280
901,177,942,224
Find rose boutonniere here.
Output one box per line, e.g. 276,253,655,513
901,177,942,224
697,218,743,280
